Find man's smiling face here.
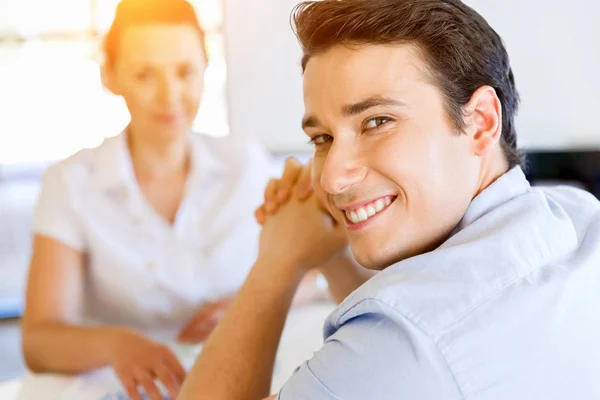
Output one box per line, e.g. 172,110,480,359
303,44,482,269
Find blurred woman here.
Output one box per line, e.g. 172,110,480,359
20,0,294,398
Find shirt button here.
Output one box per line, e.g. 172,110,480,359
148,262,157,271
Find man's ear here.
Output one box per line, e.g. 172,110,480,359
101,63,120,96
463,85,502,157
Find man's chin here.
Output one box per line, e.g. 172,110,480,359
350,245,391,271
350,239,418,271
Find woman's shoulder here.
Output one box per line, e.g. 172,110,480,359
44,135,122,185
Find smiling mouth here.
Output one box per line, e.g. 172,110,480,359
343,195,397,224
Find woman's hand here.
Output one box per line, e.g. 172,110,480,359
177,298,232,344
105,328,186,400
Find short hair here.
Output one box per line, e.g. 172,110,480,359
292,0,523,168
103,0,207,66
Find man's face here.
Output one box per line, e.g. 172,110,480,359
302,44,481,269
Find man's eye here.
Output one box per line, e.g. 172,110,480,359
309,134,333,146
365,116,392,130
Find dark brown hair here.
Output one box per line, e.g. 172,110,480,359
292,0,523,168
103,0,207,66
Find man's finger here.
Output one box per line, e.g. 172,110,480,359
264,178,279,202
277,157,303,202
264,179,279,213
295,161,314,200
254,205,266,225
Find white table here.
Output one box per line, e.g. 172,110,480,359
0,379,22,398
0,302,335,400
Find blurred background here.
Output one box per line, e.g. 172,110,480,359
0,0,599,382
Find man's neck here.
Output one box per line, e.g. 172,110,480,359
475,149,511,198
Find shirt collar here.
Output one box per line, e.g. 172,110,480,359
186,132,226,184
94,130,225,193
94,132,134,192
453,166,531,234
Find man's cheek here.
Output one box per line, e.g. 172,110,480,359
314,189,344,227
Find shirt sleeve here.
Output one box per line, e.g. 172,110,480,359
277,299,462,400
33,164,86,251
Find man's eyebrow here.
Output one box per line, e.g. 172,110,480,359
341,96,408,117
301,115,320,130
301,96,407,130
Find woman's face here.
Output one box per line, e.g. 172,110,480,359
106,23,206,142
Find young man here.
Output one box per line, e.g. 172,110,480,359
179,0,600,399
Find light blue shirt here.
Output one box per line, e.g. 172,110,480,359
279,167,600,400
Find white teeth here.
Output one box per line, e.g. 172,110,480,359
344,197,394,225
366,205,376,217
357,208,368,222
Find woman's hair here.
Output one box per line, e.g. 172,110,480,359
292,0,523,168
103,0,207,66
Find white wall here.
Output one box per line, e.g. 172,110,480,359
223,0,308,153
465,0,600,150
224,0,600,152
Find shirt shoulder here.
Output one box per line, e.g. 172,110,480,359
279,297,463,400
539,185,600,232
329,187,583,339
34,144,107,250
44,136,118,186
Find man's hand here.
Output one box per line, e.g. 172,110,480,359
254,157,375,304
259,195,347,272
177,297,232,344
255,157,313,225
105,328,186,400
178,194,343,400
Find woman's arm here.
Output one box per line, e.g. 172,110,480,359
21,235,115,373
21,235,186,400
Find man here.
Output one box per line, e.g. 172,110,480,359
179,0,600,399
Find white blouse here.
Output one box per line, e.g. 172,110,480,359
32,132,273,337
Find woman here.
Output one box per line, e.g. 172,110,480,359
20,0,305,399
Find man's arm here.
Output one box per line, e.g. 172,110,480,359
178,196,347,399
319,249,376,304
178,256,303,399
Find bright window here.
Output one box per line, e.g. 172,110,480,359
0,0,228,165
